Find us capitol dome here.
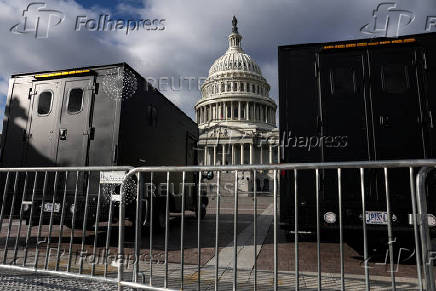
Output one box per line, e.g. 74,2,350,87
195,16,279,181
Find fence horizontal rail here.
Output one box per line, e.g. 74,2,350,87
121,159,436,175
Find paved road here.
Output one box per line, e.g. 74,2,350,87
0,195,424,290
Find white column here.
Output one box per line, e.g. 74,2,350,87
240,144,244,165
250,144,253,164
246,102,249,121
222,144,226,165
199,107,202,123
198,108,201,123
231,102,234,120
204,146,207,166
209,104,212,121
231,144,235,165
260,144,263,164
269,145,273,164
238,101,241,121
213,146,217,165
277,143,280,163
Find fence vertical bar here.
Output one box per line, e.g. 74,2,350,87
56,171,69,271
416,167,435,291
197,171,202,291
233,170,239,291
360,168,370,290
34,171,48,270
409,167,423,291
24,172,38,266
134,172,144,282
104,196,114,278
315,168,321,290
164,171,170,288
294,169,299,291
13,172,29,265
214,171,220,291
149,172,154,286
67,171,80,272
45,171,59,270
253,170,257,291
337,168,344,290
79,171,91,274
0,172,10,264
3,172,19,264
118,171,126,291
273,169,278,291
91,176,103,277
384,168,396,290
0,172,11,235
181,171,186,290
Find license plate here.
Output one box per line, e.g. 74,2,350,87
43,203,60,213
365,211,388,225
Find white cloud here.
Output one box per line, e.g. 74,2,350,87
0,0,435,133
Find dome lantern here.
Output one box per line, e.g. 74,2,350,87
228,16,243,52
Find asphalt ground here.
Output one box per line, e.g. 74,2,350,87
0,195,425,290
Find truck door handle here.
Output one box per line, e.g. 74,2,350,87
59,128,67,140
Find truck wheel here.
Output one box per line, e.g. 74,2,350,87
195,203,207,220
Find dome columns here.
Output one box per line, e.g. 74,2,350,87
196,100,276,126
200,140,279,166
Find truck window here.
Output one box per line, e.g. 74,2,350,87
37,91,53,115
382,64,409,94
67,88,84,114
330,67,356,96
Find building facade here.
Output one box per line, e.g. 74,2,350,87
195,17,279,191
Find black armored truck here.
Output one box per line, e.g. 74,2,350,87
0,63,207,232
279,32,436,241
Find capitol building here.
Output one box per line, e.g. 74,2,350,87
195,17,279,191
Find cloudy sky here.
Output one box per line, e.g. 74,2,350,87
1,0,436,131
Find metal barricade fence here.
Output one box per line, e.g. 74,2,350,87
0,161,435,290
0,166,132,287
118,160,436,291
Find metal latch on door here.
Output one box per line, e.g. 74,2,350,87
59,128,67,140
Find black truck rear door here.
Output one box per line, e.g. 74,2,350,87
369,47,425,207
56,77,95,167
319,52,368,202
369,47,425,160
24,81,61,166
